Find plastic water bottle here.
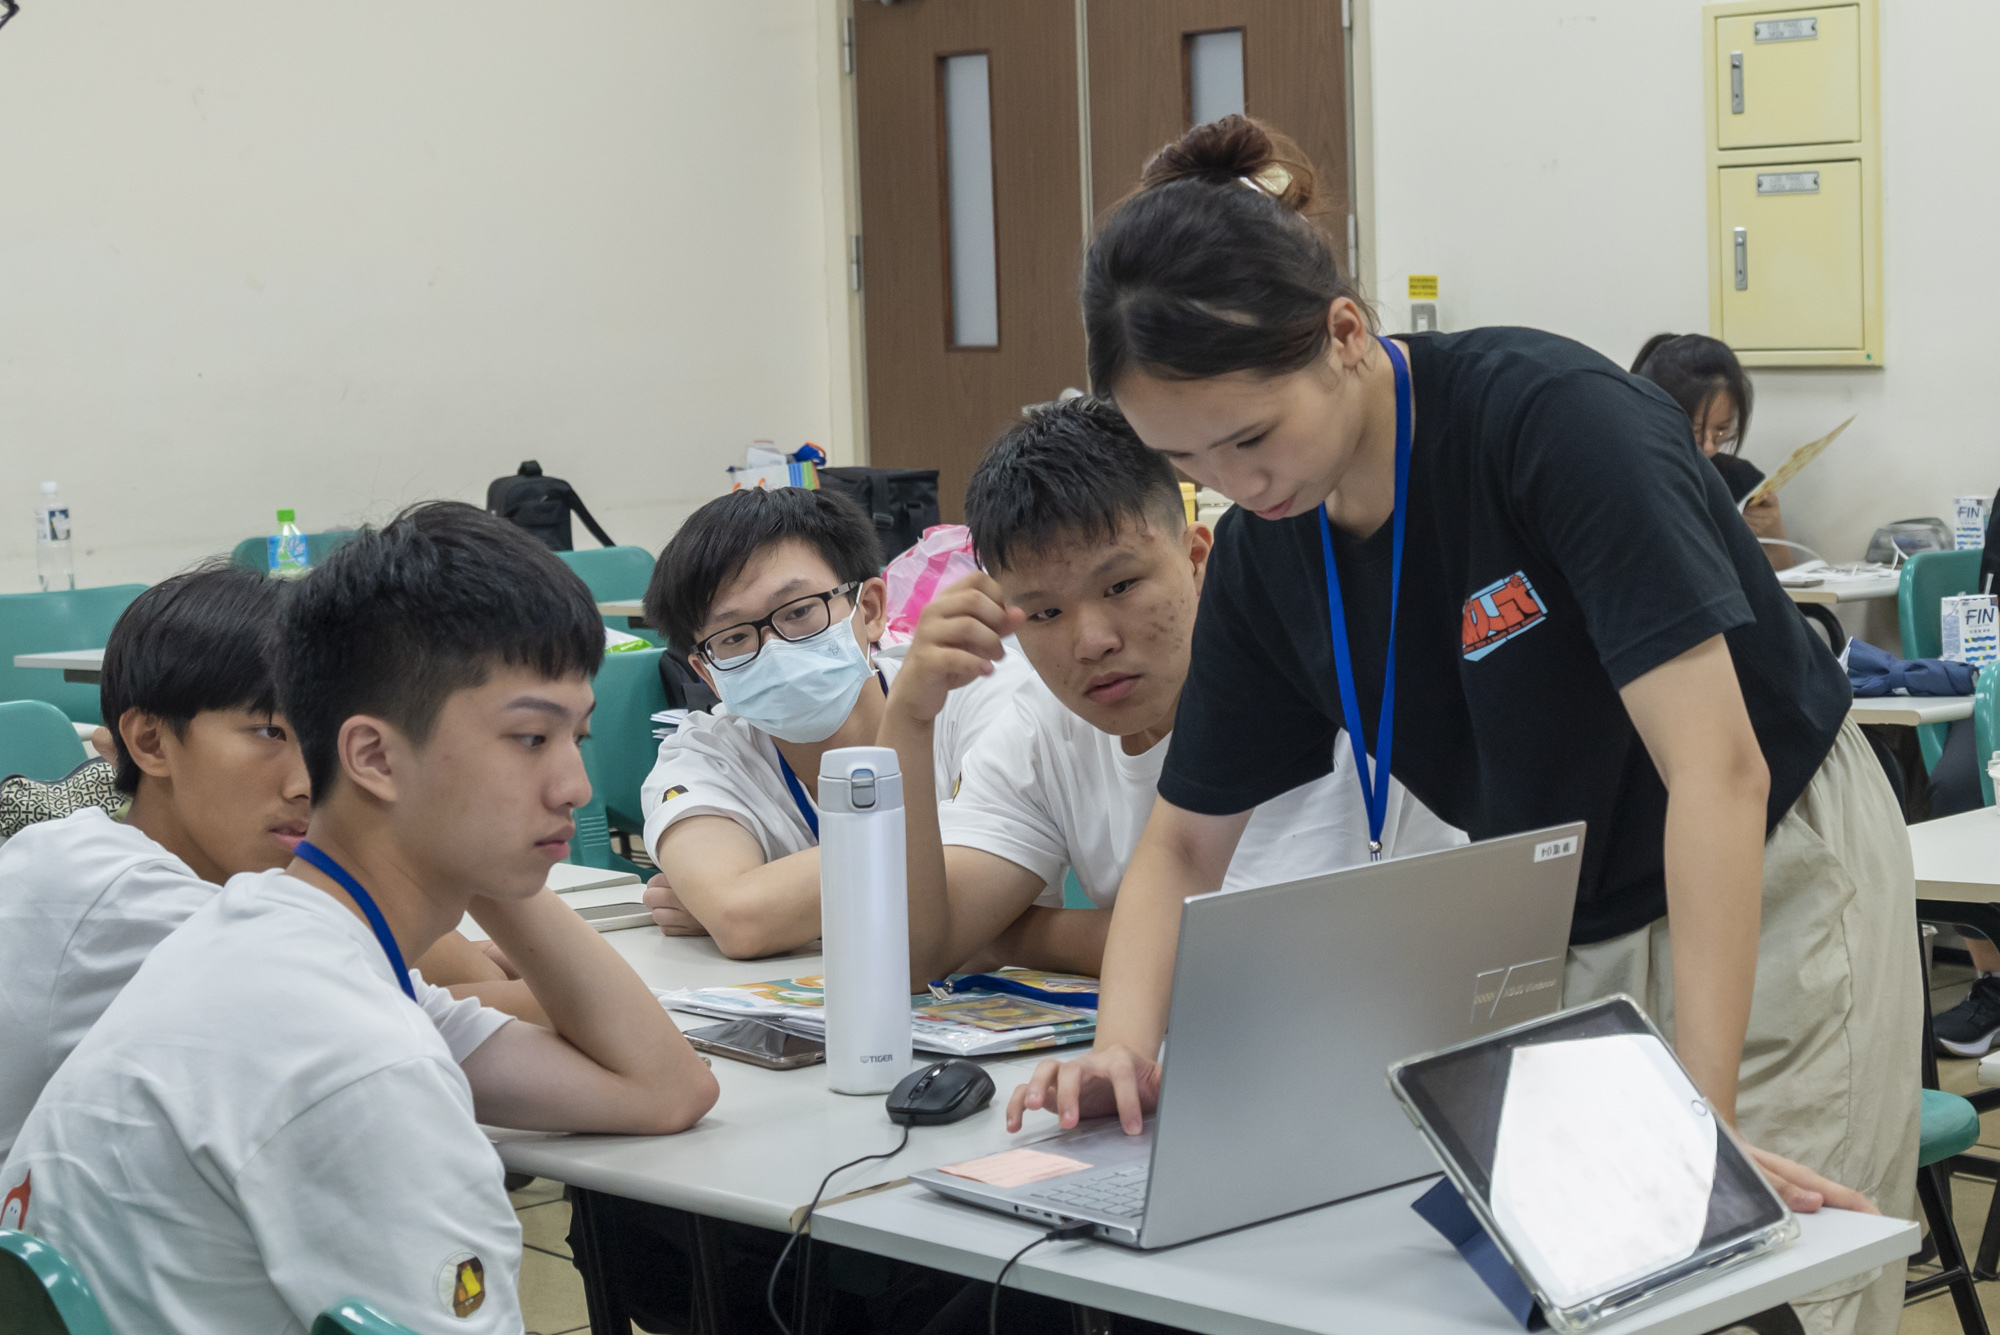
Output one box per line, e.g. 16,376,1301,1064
818,745,911,1094
268,509,310,578
33,482,73,592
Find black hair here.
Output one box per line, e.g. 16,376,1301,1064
645,487,883,658
1629,333,1753,454
1084,114,1370,395
100,562,284,795
277,501,604,801
966,398,1186,572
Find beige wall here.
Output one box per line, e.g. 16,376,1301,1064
1362,0,1997,636
0,1,858,592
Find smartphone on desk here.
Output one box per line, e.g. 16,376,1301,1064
685,1019,826,1070
573,902,653,932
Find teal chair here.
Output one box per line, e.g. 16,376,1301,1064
313,1298,424,1335
0,1230,115,1335
574,648,668,875
228,529,358,574
559,545,663,648
1899,549,1985,773
1977,665,1999,808
1909,1089,1989,1332
0,700,88,780
0,584,146,725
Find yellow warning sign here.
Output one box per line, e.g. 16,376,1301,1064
1408,275,1439,300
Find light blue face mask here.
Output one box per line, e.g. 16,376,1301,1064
711,607,875,743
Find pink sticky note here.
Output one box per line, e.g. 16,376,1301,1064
937,1148,1095,1189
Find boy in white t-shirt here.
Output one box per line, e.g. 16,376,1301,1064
880,398,1464,981
0,563,534,1159
635,485,1042,959
2,504,718,1335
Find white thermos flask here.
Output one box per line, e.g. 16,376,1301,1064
818,745,911,1094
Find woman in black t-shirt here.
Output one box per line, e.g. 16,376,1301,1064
1630,333,1792,569
1007,119,1916,1320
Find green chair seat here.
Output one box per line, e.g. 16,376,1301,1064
0,700,89,781
1921,1088,1982,1168
0,584,146,725
229,529,358,574
1898,549,1985,773
312,1298,424,1335
0,1229,115,1335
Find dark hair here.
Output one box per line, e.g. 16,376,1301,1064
966,398,1186,572
278,501,604,800
646,487,883,657
1084,115,1369,395
100,562,284,795
1629,333,1753,454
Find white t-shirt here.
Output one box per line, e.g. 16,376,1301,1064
0,808,216,1159
641,645,1033,863
0,871,518,1335
939,675,1466,907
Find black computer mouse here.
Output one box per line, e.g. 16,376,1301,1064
886,1058,995,1125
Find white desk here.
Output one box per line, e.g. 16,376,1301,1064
13,648,105,684
1911,807,2000,904
1848,695,1974,727
596,600,647,622
816,1181,1914,1335
1780,568,1900,605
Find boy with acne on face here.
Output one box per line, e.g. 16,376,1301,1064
880,397,1464,985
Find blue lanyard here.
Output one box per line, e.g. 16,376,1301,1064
295,839,418,1001
1318,335,1414,861
772,668,890,843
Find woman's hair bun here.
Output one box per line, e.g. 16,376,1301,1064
1136,114,1317,213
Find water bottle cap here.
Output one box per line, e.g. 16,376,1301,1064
39,481,56,494
276,509,296,523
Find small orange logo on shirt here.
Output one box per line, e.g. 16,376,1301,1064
1461,572,1547,662
1,1170,29,1231
436,1252,486,1318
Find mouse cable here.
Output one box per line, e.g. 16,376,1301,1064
766,1122,912,1335
989,1223,1094,1335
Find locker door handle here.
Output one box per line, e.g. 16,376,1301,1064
1733,228,1748,290
1730,51,1744,114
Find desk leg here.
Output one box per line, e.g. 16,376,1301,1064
567,1189,633,1335
1070,1306,1115,1335
683,1212,732,1335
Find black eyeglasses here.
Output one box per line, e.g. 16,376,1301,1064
697,583,860,670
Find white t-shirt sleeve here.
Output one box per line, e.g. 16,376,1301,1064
412,974,512,1064
49,863,216,1059
234,1059,523,1335
930,640,1034,800
639,717,803,863
937,704,1067,898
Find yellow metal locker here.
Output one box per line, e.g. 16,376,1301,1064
1717,161,1863,350
1715,6,1860,150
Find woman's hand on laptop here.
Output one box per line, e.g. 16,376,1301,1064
1746,1144,1877,1215
1007,1043,1162,1136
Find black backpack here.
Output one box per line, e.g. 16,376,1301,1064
486,461,614,552
816,467,940,563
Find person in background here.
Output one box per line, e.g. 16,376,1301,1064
882,397,1462,984
1630,333,1791,570
1,504,716,1334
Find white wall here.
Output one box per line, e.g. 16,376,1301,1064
1365,0,1997,605
0,1,854,592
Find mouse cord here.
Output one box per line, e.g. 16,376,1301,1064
989,1223,1094,1335
766,1122,912,1335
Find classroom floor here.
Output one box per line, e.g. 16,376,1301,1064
507,962,2000,1335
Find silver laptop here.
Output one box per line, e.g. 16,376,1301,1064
911,823,1585,1249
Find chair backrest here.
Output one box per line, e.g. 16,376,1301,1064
1898,549,1984,772
312,1298,424,1335
0,1230,116,1335
228,529,358,574
582,648,670,845
1976,662,1998,808
0,585,146,725
0,701,88,781
556,546,656,602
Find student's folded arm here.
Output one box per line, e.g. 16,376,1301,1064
459,888,718,1135
654,815,823,959
903,846,1059,987
443,980,550,1028
973,904,1111,980
410,930,506,986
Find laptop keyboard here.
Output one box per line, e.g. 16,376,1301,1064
1028,1165,1150,1218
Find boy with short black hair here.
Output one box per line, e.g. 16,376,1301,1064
637,485,1036,959
3,504,717,1333
882,399,1462,981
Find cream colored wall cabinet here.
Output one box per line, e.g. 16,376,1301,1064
1704,0,1882,367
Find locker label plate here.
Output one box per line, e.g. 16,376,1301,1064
1753,16,1818,42
1756,171,1821,194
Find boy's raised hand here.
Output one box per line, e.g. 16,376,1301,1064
885,573,1026,725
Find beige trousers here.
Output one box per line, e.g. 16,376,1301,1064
1566,719,1922,1335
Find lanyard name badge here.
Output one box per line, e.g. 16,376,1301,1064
294,839,418,1001
1317,335,1414,862
772,668,890,843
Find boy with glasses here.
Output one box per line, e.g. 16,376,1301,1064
638,485,1041,961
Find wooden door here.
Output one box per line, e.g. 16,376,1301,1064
1085,1,1349,228
852,0,1087,522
